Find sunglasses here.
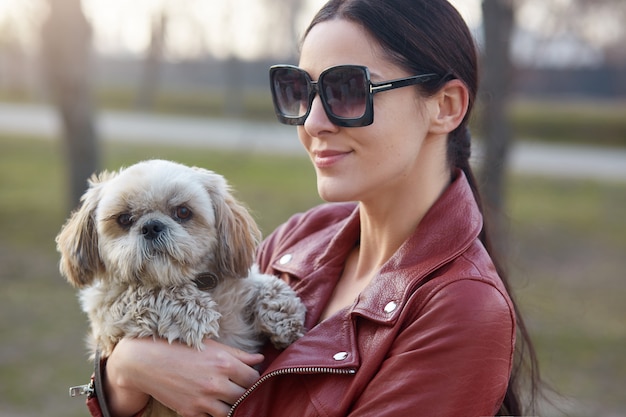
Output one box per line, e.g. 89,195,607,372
269,64,439,128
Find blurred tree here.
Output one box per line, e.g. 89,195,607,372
220,4,245,118
0,0,46,98
0,19,29,97
479,0,624,250
221,0,306,117
479,0,515,253
261,0,306,60
41,0,99,209
135,11,168,111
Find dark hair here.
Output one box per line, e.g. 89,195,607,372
304,1,540,415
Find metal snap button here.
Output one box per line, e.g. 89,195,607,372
333,351,349,361
278,254,293,265
384,301,398,314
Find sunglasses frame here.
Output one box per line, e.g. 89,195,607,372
270,64,439,128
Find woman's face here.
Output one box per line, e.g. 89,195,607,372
298,19,445,205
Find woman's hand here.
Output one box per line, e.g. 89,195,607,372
104,337,264,417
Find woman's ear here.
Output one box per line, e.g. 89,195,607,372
428,79,469,135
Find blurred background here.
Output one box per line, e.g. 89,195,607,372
0,0,625,416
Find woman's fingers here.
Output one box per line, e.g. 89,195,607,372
106,338,264,417
203,339,264,390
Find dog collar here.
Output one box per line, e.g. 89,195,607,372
194,272,219,291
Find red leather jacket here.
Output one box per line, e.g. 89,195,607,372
87,171,515,417
230,170,515,416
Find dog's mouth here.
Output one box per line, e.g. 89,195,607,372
141,243,171,262
137,237,185,273
135,237,214,287
109,221,218,287
131,252,189,287
140,229,181,257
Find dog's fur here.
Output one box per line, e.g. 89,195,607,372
56,159,306,416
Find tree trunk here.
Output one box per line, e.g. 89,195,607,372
136,11,167,111
223,56,245,118
41,0,99,209
480,0,515,254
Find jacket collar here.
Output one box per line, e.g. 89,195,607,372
354,170,483,324
272,170,483,326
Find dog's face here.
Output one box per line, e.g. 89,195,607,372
56,160,260,288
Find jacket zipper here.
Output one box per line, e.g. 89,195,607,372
227,367,357,416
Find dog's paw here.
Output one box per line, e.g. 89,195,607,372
256,279,306,349
270,311,304,349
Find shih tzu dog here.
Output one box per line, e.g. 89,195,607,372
56,159,306,416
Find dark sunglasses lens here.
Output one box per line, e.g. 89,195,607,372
272,68,309,118
321,67,368,119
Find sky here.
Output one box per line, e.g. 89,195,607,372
0,0,482,60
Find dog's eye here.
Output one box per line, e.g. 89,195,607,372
174,206,192,221
117,213,133,228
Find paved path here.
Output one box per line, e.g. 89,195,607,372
2,102,625,182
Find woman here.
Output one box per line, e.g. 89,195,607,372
93,0,540,416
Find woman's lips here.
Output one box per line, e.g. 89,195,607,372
312,150,351,168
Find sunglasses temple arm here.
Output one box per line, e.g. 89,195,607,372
371,73,439,94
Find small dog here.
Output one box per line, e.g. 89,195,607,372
57,159,306,416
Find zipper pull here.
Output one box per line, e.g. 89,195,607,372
69,380,95,398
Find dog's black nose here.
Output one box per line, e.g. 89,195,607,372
142,220,165,240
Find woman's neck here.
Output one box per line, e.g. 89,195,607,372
355,160,452,279
318,138,452,322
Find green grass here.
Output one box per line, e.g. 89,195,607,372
1,134,625,416
507,176,626,415
510,99,626,148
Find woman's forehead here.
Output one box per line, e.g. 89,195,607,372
298,19,386,77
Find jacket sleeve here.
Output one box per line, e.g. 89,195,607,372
86,354,115,417
86,395,109,417
86,356,147,417
348,279,516,417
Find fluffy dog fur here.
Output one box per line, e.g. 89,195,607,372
56,159,306,416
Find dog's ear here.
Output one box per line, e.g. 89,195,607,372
196,168,261,278
56,172,111,288
216,192,262,278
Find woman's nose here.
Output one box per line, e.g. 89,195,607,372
303,95,338,136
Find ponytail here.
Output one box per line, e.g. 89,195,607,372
450,125,541,416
